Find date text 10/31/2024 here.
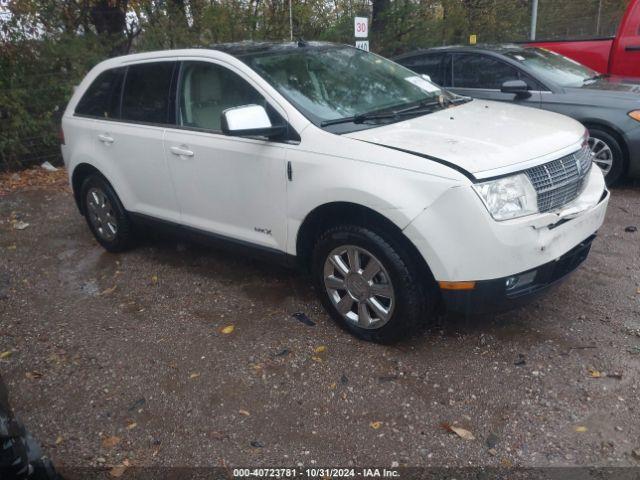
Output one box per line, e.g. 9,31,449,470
233,468,400,478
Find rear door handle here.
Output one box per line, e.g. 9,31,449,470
97,133,114,144
625,45,640,51
170,146,194,157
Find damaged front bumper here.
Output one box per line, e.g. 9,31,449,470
404,166,609,314
440,233,597,314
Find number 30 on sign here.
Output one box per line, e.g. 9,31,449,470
354,17,368,38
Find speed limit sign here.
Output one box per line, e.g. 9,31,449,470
354,17,368,38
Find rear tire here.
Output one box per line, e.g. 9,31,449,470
80,174,134,252
588,127,625,186
311,225,437,343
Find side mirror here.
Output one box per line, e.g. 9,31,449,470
501,80,531,98
221,104,285,139
421,74,432,82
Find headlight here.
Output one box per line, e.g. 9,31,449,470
473,173,538,221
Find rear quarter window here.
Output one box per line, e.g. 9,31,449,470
120,62,176,124
75,68,125,119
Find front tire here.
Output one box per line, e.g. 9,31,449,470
311,225,437,343
588,128,625,186
80,174,134,252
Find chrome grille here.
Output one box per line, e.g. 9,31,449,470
525,146,593,213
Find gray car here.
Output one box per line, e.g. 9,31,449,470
394,45,640,185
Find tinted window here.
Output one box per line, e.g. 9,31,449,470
399,53,445,85
75,68,125,118
178,62,267,131
121,62,175,124
452,54,519,89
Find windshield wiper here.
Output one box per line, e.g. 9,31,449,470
320,99,444,127
320,110,399,127
584,73,609,83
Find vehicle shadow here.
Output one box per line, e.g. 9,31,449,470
129,224,552,349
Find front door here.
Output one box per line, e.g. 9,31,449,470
448,53,541,107
163,60,288,251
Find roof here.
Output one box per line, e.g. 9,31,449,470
207,40,341,57
395,43,533,59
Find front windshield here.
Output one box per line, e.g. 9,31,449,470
504,47,600,88
242,45,445,126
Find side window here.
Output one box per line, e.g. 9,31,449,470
75,68,125,119
401,54,444,85
121,62,176,124
178,61,267,131
452,54,520,89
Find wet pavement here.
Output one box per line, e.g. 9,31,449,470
1,180,640,472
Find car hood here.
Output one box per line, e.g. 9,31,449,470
345,100,585,176
584,76,640,93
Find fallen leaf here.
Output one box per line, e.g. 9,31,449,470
370,421,382,430
151,275,158,284
25,371,43,380
589,369,602,378
314,345,327,353
189,372,200,379
55,436,64,445
575,426,588,432
126,421,137,430
449,426,475,440
221,325,235,334
7,244,16,250
0,351,12,359
109,465,127,478
13,221,29,230
101,436,121,448
311,356,323,362
238,409,250,416
329,382,337,389
250,363,263,374
100,285,117,296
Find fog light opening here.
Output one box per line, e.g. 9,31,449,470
506,270,537,291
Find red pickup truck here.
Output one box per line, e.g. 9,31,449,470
529,0,640,77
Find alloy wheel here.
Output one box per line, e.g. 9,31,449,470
323,245,395,329
588,136,614,177
86,187,118,241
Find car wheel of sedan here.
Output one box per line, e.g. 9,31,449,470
312,225,436,343
588,128,625,186
80,174,134,252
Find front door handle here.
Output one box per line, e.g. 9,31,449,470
170,146,194,157
625,45,640,51
97,133,114,144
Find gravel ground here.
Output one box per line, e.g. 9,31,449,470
1,177,639,476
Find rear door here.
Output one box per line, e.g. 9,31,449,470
92,61,181,222
449,53,541,107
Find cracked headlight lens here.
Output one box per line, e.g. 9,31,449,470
473,173,538,221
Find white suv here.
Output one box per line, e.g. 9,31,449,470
61,42,609,342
